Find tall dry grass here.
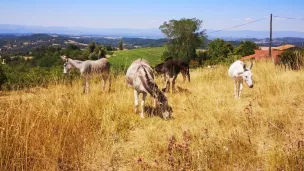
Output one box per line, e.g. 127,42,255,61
0,61,304,170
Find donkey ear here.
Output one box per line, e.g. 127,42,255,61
249,60,253,70
243,63,247,71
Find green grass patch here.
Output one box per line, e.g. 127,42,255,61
109,47,165,71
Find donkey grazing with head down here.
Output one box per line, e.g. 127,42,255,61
61,55,111,93
126,59,172,119
154,61,190,83
158,57,190,93
228,60,253,99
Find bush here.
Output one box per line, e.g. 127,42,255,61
196,51,209,66
234,41,259,57
1,65,64,90
279,48,304,70
0,65,7,90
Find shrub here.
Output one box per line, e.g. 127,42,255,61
196,51,209,66
279,48,304,70
0,65,7,90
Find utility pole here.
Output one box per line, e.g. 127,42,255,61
269,14,272,57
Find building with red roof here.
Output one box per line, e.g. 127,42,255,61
241,44,295,64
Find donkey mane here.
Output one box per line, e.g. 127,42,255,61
140,64,167,102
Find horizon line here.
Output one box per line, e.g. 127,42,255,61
1,23,304,33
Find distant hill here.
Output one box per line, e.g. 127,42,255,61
0,33,167,53
207,30,304,39
1,24,304,39
0,24,164,38
0,33,303,55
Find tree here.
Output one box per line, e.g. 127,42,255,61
119,39,123,50
94,45,106,58
159,18,206,61
89,42,96,53
234,41,259,57
208,39,233,62
67,44,80,51
197,51,209,66
0,65,7,90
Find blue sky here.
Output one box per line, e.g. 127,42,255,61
0,0,303,31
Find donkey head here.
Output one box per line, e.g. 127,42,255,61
238,60,253,88
154,63,165,74
157,95,173,119
60,55,72,74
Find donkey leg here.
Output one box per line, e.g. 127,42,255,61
82,77,87,94
162,74,170,92
85,78,90,94
234,80,238,99
235,81,241,99
181,70,186,83
239,82,243,98
108,73,112,91
172,75,178,93
101,75,107,91
140,92,147,118
134,90,139,113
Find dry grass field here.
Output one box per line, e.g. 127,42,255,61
0,60,303,170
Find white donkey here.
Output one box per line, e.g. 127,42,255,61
61,55,111,93
228,60,253,99
126,59,172,119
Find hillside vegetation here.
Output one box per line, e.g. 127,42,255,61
0,60,303,170
109,47,164,69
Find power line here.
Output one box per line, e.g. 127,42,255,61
273,16,304,21
207,17,268,34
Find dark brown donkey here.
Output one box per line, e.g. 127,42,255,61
154,57,190,93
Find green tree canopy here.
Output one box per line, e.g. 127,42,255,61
159,18,206,60
89,42,96,53
208,39,234,61
234,40,259,57
0,65,7,90
67,44,80,51
119,39,123,50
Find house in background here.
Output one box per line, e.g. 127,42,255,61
241,44,295,64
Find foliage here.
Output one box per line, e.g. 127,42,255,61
279,48,304,70
234,40,259,57
159,18,206,60
208,38,234,64
119,39,123,50
0,65,7,89
66,44,80,51
196,51,209,66
89,42,96,53
88,53,99,60
106,45,116,51
1,64,63,90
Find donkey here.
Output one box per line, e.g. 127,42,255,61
154,61,190,82
228,60,253,99
126,59,172,119
160,57,190,93
60,55,111,93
